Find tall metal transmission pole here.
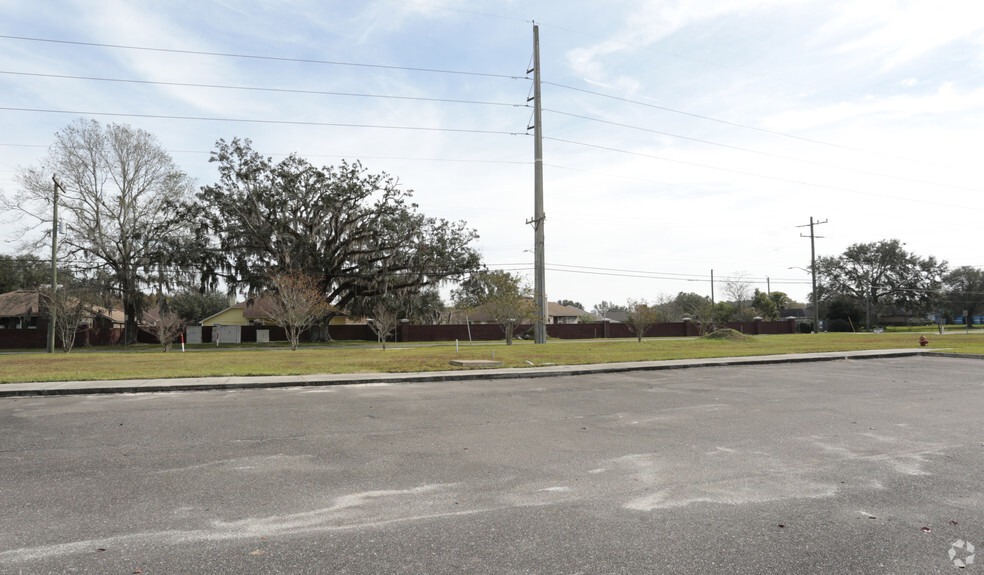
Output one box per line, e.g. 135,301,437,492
798,217,827,333
529,24,547,344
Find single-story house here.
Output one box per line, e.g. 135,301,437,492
0,289,125,330
0,290,44,329
449,301,588,325
202,297,346,327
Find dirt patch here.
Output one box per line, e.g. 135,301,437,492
700,328,754,342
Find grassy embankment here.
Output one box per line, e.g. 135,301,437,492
2,331,982,384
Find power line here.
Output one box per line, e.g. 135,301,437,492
543,108,984,194
0,34,526,80
543,80,984,176
0,143,530,167
8,66,977,195
545,136,984,211
0,70,526,108
0,106,529,137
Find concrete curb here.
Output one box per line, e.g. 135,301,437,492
0,348,945,398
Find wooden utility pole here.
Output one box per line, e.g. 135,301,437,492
48,175,62,353
528,24,547,344
710,269,715,306
798,217,827,333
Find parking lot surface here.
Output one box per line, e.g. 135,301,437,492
2,355,982,573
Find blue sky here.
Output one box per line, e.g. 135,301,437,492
2,0,983,310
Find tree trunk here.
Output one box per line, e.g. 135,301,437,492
124,297,138,345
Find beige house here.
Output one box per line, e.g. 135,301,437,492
202,298,346,326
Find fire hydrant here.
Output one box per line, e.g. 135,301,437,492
919,335,929,347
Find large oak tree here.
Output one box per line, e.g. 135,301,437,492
188,138,481,318
816,239,946,326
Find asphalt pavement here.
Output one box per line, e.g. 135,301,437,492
3,353,984,574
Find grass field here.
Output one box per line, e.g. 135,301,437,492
2,331,982,384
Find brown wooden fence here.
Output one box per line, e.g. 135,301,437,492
0,318,796,349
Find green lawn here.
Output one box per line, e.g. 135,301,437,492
2,332,981,384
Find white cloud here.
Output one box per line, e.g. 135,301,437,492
765,83,984,131
820,0,984,69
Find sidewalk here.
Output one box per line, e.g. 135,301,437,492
0,348,942,398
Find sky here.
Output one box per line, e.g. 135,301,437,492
2,0,983,311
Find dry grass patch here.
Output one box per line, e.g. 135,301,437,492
700,328,754,342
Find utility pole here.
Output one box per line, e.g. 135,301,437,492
710,269,715,306
48,175,62,353
528,24,547,344
798,217,827,333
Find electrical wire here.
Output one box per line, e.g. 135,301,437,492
0,106,528,136
0,70,525,108
543,108,984,194
545,136,984,212
0,34,526,80
543,80,984,176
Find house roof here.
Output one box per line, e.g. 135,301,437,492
0,290,41,317
547,302,586,317
242,297,277,320
200,301,246,324
200,296,342,325
600,310,629,323
0,289,126,324
91,306,126,325
449,301,586,323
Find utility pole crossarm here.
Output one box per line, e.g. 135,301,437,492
797,217,827,333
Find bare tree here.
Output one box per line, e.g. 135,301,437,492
263,271,331,351
366,299,402,350
7,119,195,345
624,298,666,342
723,272,754,321
593,300,625,319
38,284,94,352
141,311,185,353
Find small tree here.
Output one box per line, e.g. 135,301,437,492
673,292,715,335
751,289,779,320
141,310,185,352
453,270,536,345
366,297,403,350
263,271,330,351
38,284,93,353
768,291,793,315
624,298,664,342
